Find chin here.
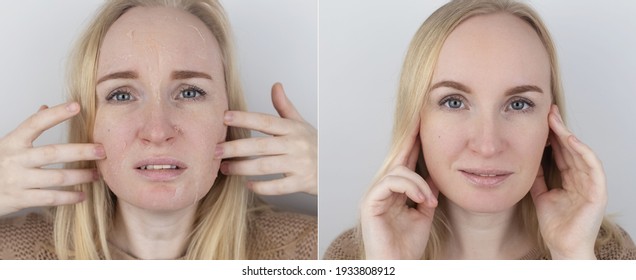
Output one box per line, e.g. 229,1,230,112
441,181,528,214
110,181,212,212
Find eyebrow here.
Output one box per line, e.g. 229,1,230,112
96,70,213,84
430,80,544,95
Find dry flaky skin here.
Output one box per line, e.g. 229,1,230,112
324,227,636,260
0,211,317,260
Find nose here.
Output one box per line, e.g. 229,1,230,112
467,112,506,157
137,101,178,146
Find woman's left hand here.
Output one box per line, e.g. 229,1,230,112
530,105,607,259
215,83,317,195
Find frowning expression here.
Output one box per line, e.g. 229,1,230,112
93,7,227,211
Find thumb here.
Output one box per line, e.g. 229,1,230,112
529,165,548,201
271,82,304,122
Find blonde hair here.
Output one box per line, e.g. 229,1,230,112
55,0,256,259
359,0,626,259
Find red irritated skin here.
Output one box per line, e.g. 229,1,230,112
93,6,228,212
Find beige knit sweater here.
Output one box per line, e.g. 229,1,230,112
0,210,316,260
324,227,636,260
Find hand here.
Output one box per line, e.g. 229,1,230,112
530,105,606,259
215,83,317,195
0,102,105,217
360,120,439,259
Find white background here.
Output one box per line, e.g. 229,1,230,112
0,0,317,215
319,0,636,257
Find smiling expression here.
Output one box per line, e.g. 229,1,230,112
420,13,552,213
93,7,228,212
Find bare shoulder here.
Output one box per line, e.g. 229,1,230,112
323,228,361,260
248,209,317,260
0,212,57,259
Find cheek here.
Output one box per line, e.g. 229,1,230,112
419,118,465,168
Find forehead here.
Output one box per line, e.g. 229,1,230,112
97,6,221,75
434,12,550,87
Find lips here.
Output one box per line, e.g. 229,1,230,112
459,168,513,187
134,158,187,181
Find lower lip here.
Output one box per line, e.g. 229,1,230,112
134,168,185,181
460,171,511,187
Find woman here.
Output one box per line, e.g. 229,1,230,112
0,0,316,259
325,0,635,259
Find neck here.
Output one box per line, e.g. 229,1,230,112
443,199,533,259
110,201,197,259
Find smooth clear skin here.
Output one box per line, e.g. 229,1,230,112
0,103,104,217
362,13,606,259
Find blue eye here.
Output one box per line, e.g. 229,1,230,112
178,86,206,100
508,99,534,111
441,96,465,109
106,90,133,102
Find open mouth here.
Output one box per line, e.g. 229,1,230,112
138,165,181,170
459,169,512,187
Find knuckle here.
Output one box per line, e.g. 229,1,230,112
51,170,67,186
40,145,60,161
39,192,58,206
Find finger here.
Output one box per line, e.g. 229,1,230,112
9,102,80,147
22,143,105,167
392,166,436,205
215,137,287,159
23,189,86,208
224,110,294,136
23,169,98,189
220,155,289,176
390,117,421,170
549,132,567,171
568,136,606,181
271,83,305,122
548,105,577,169
406,136,421,170
247,176,315,196
529,165,549,201
368,174,427,205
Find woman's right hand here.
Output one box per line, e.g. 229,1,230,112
360,122,439,259
0,102,105,217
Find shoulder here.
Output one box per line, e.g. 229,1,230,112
595,225,636,260
248,209,317,260
0,212,57,259
324,228,362,260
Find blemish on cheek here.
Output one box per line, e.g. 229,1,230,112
126,29,135,40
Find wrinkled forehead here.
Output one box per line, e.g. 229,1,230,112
97,6,222,76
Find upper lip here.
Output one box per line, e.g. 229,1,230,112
134,157,188,169
459,168,513,176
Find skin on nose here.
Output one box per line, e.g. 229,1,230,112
467,112,506,157
138,101,178,144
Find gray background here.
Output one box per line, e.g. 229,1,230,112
0,0,317,216
319,0,636,257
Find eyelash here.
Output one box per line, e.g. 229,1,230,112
105,85,208,103
177,85,207,101
438,95,535,113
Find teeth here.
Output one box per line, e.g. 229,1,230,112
140,165,178,170
478,174,497,177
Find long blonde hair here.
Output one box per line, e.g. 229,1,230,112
55,0,255,259
360,0,625,259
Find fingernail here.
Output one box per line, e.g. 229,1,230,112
417,192,427,202
246,181,254,190
92,169,100,180
214,146,223,158
66,102,79,112
220,162,228,174
224,111,233,123
94,145,106,158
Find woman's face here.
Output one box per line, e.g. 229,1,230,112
93,7,228,211
420,13,552,213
